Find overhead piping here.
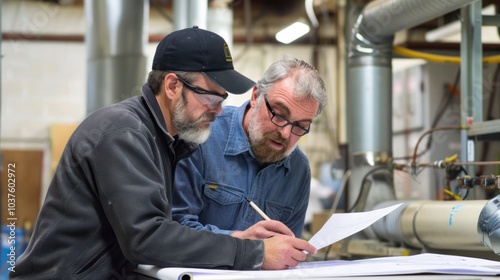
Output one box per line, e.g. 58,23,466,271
174,0,208,30
85,0,149,113
305,0,319,28
208,0,233,50
346,0,478,223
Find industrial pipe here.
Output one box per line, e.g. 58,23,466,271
371,200,490,251
478,194,500,255
346,0,478,217
85,0,148,113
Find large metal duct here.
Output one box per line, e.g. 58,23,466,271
478,195,500,255
85,0,149,113
346,0,478,217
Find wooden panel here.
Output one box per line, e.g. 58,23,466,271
1,150,43,228
50,123,77,174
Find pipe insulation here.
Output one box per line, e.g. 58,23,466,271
371,200,490,252
85,0,149,113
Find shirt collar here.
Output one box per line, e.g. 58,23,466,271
224,100,291,170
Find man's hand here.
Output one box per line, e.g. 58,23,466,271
231,220,294,239
261,235,317,270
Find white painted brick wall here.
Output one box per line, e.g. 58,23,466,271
2,41,86,142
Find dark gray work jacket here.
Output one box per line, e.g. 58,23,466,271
10,84,264,280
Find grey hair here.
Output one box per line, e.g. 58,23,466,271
255,56,327,116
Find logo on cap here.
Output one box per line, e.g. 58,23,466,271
223,43,233,62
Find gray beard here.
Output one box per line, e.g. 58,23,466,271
172,91,213,144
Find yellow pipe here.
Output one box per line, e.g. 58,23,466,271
483,55,500,64
393,46,500,64
444,189,462,201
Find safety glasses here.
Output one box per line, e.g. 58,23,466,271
177,76,228,108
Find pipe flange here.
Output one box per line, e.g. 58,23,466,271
352,151,392,167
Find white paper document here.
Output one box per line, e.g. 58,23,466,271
307,202,403,250
136,253,500,280
136,203,418,280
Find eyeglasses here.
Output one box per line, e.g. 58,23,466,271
264,96,310,136
177,76,228,108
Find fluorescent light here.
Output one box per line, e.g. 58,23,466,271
275,22,310,44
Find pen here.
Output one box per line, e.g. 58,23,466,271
244,196,271,221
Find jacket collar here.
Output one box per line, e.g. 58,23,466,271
141,83,175,143
141,83,198,157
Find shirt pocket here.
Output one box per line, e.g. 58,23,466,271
202,183,245,228
265,200,295,224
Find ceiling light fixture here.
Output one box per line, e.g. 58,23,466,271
275,22,310,44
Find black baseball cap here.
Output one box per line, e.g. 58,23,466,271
152,26,255,94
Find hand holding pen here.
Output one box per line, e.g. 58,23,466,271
238,196,317,269
231,197,295,239
245,196,271,221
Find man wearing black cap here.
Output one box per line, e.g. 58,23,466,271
10,27,316,280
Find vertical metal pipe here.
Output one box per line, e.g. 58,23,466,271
337,0,347,144
460,2,482,188
85,0,148,113
347,9,395,213
207,0,233,50
0,0,2,135
174,0,189,30
174,0,208,30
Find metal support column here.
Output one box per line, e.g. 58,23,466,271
460,1,482,197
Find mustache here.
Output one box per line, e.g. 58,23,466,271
199,112,216,123
265,132,288,146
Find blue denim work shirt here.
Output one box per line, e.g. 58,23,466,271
172,101,311,237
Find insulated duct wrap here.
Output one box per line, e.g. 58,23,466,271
370,201,409,245
371,200,490,251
